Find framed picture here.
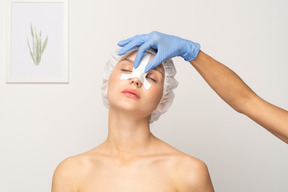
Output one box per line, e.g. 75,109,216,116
6,0,69,83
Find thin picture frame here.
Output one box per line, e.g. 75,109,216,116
6,0,69,83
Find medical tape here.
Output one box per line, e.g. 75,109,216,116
120,53,151,89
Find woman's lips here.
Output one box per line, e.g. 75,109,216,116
121,89,140,99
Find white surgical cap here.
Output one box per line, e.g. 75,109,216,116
101,47,178,123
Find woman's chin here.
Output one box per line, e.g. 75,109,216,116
113,104,142,113
110,102,152,116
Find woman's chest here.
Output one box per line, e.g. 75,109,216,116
78,161,178,192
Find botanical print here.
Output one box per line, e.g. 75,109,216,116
27,23,48,66
7,1,67,83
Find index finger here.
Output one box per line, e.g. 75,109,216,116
144,53,165,73
133,41,154,69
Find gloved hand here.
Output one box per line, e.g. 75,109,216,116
117,31,200,72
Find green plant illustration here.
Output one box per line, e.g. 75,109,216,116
27,23,48,66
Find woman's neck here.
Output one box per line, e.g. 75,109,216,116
104,107,155,158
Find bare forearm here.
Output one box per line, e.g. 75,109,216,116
246,96,288,143
190,51,288,143
189,51,257,113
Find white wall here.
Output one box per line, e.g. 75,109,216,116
0,0,287,191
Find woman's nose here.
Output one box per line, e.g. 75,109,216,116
129,77,142,88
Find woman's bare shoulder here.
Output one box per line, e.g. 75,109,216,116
173,155,214,192
154,138,202,161
155,138,214,191
51,148,103,192
54,145,106,170
51,153,90,192
54,153,89,173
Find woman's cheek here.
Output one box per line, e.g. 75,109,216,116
148,86,163,103
110,70,123,86
108,71,121,94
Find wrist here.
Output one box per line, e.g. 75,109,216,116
182,40,201,61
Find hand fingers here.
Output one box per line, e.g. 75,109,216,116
133,41,154,69
117,39,142,56
144,52,166,73
117,35,137,47
118,35,148,56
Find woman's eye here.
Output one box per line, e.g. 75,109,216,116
121,69,132,72
147,76,157,82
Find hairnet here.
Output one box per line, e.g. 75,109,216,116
101,47,178,123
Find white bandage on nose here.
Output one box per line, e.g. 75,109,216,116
120,53,152,89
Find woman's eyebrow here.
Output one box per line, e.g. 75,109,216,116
120,58,134,64
150,68,164,77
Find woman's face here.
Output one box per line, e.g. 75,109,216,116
107,50,164,119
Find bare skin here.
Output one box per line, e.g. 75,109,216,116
51,137,213,192
51,51,214,192
190,51,288,144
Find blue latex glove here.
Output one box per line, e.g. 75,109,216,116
117,31,200,72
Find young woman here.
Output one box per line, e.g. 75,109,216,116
51,48,214,192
